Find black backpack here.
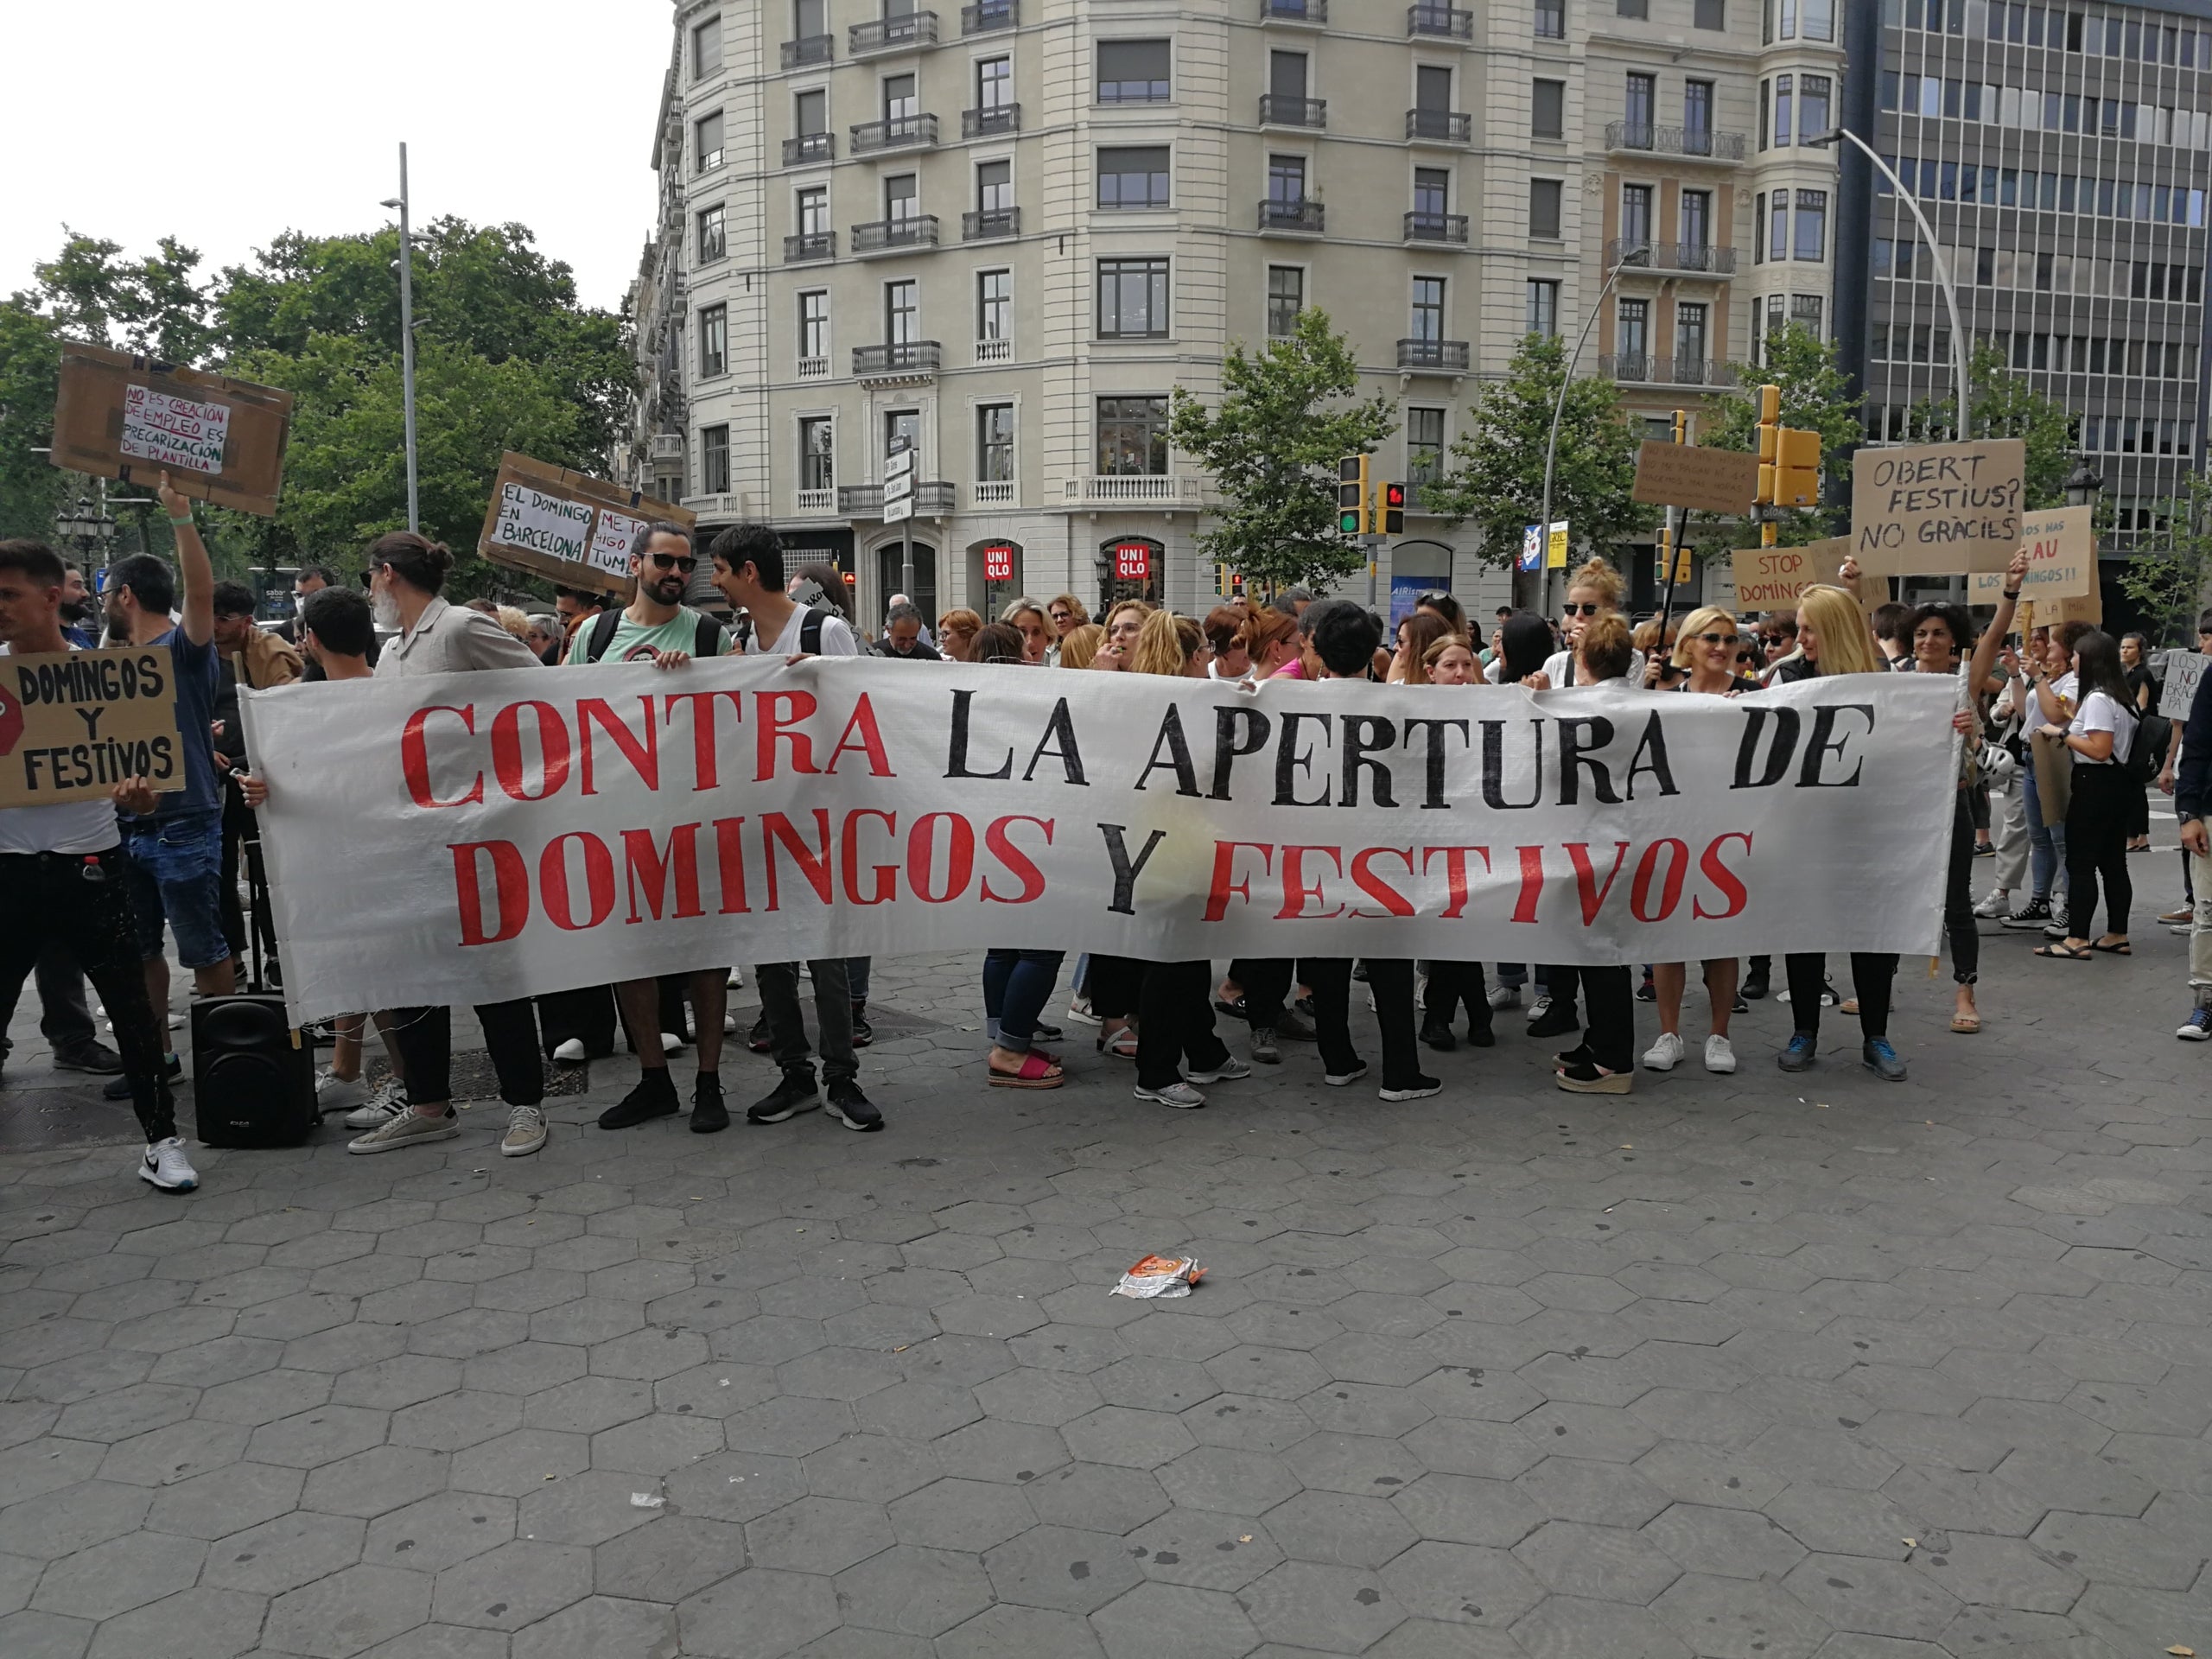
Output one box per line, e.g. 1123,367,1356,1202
582,607,728,664
728,606,833,657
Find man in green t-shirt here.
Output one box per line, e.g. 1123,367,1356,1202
567,524,735,1138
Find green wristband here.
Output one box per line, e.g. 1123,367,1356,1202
168,514,194,527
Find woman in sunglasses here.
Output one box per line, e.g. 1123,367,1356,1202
1641,608,1761,1078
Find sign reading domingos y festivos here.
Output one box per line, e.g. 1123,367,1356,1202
0,647,186,810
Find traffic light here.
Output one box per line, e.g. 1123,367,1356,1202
1338,454,1370,535
1754,384,1782,507
1381,481,1407,536
1773,428,1821,507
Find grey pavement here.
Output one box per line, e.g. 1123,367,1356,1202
3,849,2210,1657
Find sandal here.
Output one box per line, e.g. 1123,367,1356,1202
1098,1026,1138,1058
1950,1011,1981,1034
2034,942,2094,960
989,1051,1065,1090
2089,938,2132,955
1212,995,1249,1019
1839,998,1861,1016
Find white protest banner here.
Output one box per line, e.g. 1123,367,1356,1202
2164,652,2209,719
241,664,1958,1025
120,385,232,475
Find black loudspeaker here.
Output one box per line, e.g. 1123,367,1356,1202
192,995,317,1148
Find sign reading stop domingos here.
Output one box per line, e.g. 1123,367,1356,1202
0,647,186,810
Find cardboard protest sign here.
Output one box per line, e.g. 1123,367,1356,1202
477,454,695,596
1714,537,1854,612
1851,439,2024,575
1966,507,2094,606
1632,442,1759,514
2162,652,2209,719
49,345,294,516
0,646,185,810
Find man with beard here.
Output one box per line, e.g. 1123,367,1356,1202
60,563,96,647
566,524,735,1137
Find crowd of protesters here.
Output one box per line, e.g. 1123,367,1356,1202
2,492,2208,1193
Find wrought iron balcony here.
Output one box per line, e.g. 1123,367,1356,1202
963,207,1020,240
1406,108,1472,143
851,114,938,153
1407,3,1473,35
782,34,833,67
783,131,834,166
963,103,1020,137
850,215,941,254
1606,238,1738,275
1397,338,1470,371
1605,123,1747,160
1258,198,1325,232
1404,210,1469,244
851,341,944,376
839,480,957,514
1261,0,1327,20
850,11,938,53
963,0,1016,33
1258,94,1326,128
784,231,836,263
1599,353,1739,385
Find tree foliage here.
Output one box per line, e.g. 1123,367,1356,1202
1422,334,1656,569
1693,326,1861,548
1166,307,1397,594
1906,341,2075,510
2116,474,2212,644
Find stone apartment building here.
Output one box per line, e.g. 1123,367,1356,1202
619,0,1832,626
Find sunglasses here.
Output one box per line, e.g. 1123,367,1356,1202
1694,631,1739,646
647,552,696,572
1562,602,1600,617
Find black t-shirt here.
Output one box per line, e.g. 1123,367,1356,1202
2126,664,2153,712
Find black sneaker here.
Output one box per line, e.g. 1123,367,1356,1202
1741,964,1770,1001
599,1071,680,1129
2002,898,2053,930
1465,1020,1497,1049
850,1002,873,1049
1419,1016,1457,1052
1635,973,1656,1003
1732,994,1751,1015
690,1073,728,1134
747,1069,821,1124
825,1077,883,1132
1528,1002,1581,1039
54,1041,124,1076
747,1014,774,1055
105,1055,182,1100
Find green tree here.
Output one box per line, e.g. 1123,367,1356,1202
2117,474,2212,645
1166,306,1396,594
1422,334,1656,569
1908,342,2075,509
0,298,70,540
1692,325,1861,548
29,230,213,364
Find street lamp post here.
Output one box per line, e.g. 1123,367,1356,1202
2063,454,2105,509
1808,127,1970,434
53,491,115,568
1538,244,1648,609
380,143,421,534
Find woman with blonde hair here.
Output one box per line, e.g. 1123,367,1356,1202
1056,622,1104,671
1127,609,1197,677
495,605,533,644
1092,599,1153,671
937,608,983,662
1389,611,1454,685
999,596,1052,664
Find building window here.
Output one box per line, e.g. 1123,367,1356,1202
977,159,1012,213
1684,79,1713,146
1752,193,1764,261
1098,257,1169,338
1529,178,1562,238
1533,79,1565,138
978,404,1015,481
1269,50,1308,102
1768,189,1789,260
1793,188,1827,260
1798,73,1831,141
1694,0,1723,25
1681,189,1711,250
1269,155,1307,209
1414,167,1449,218
699,304,728,377
1624,72,1655,143
1618,298,1649,367
1097,396,1170,475
1773,74,1792,146
1802,0,1833,39
1621,182,1653,247
886,279,918,345
1618,0,1648,16
882,73,917,123
798,291,829,361
798,185,829,236
702,424,731,494
1761,293,1787,358
978,269,1012,340
1268,265,1305,336
1416,65,1453,116
697,206,727,264
696,111,725,171
1535,0,1565,36
1097,39,1171,103
1676,302,1708,365
1408,407,1446,484
795,89,827,138
1410,276,1446,341
795,0,825,38
885,410,919,462
693,14,722,78
1758,79,1769,149
1098,146,1171,209
885,172,917,222
1790,293,1824,338
1527,278,1560,336
977,54,1012,111
799,416,834,492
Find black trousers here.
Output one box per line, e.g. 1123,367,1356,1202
1784,953,1896,1041
1304,958,1421,1090
1134,961,1231,1090
1945,791,1979,985
1232,957,1300,1030
1424,961,1493,1039
386,1000,544,1108
0,849,175,1141
537,985,618,1059
0,940,98,1060
2064,764,2134,937
1578,965,1636,1075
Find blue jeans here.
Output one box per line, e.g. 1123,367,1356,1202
2023,760,2067,905
983,950,1063,1048
847,957,871,1003
121,806,231,970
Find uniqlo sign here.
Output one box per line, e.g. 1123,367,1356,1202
1115,543,1150,580
983,543,1014,582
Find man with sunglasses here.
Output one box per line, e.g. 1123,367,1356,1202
569,524,735,1138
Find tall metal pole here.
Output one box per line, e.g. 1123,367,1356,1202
396,144,421,533
1539,247,1644,611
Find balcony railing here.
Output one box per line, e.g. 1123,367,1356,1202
795,488,836,514
1261,0,1327,20
843,481,957,514
1599,353,1738,385
1061,475,1211,506
1258,198,1325,232
851,215,940,253
973,480,1016,505
1258,94,1326,128
783,131,835,166
850,12,938,53
964,207,1020,239
1406,108,1472,143
1606,238,1738,275
1605,123,1747,160
963,0,1016,32
782,34,833,67
852,340,943,376
650,433,684,461
1408,3,1474,35
975,337,1013,364
851,114,938,153
963,103,1020,137
1397,338,1471,371
1404,210,1469,244
797,356,830,379
784,231,836,263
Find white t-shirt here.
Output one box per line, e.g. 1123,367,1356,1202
1207,659,1255,688
2069,689,2136,766
0,639,124,855
1538,646,1647,687
741,607,861,658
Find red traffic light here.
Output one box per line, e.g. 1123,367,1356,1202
1383,483,1407,508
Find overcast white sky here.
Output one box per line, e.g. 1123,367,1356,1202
7,2,673,316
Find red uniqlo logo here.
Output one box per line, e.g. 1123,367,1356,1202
1115,543,1150,580
983,544,1014,581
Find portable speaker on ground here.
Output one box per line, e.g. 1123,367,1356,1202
192,995,317,1148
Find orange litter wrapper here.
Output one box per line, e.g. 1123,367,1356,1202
1112,1255,1205,1299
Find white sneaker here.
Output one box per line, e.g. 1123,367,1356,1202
551,1038,588,1063
344,1077,410,1131
1525,995,1553,1024
1704,1034,1738,1074
727,968,745,988
138,1137,198,1192
1488,986,1521,1012
1135,1080,1206,1109
659,1031,684,1053
314,1069,365,1111
721,1014,739,1034
348,1107,461,1155
1972,891,2009,919
1323,1063,1370,1087
1186,1058,1251,1084
501,1103,548,1157
1642,1031,1687,1072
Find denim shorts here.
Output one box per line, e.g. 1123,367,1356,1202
122,806,231,970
